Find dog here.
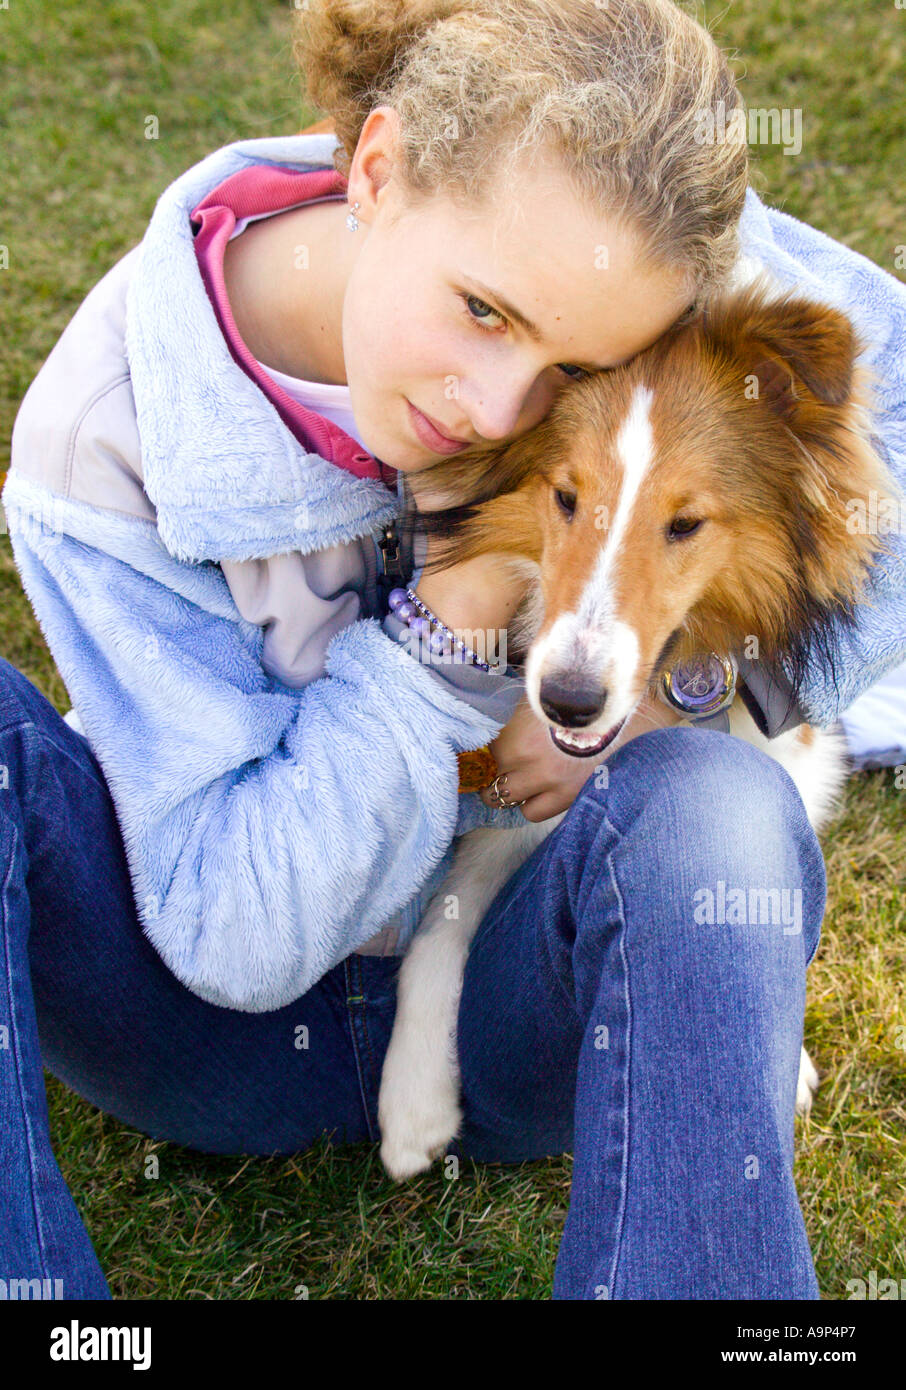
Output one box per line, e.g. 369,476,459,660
377,275,899,1181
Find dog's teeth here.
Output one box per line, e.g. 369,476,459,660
556,727,601,749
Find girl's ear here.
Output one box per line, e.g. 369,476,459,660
708,286,859,418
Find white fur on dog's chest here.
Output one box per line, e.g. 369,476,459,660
723,702,849,828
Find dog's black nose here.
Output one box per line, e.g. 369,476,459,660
539,678,607,727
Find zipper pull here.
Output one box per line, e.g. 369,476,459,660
377,521,404,579
375,520,405,611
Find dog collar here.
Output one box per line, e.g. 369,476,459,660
658,652,738,731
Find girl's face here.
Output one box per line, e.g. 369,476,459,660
342,109,696,475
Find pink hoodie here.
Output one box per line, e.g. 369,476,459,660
190,163,397,488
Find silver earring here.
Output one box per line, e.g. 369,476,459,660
345,201,361,232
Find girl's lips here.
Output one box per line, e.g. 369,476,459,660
407,401,469,455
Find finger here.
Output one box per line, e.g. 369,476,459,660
478,776,532,810
520,788,588,823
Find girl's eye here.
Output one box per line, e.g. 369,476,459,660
463,293,507,329
461,293,588,380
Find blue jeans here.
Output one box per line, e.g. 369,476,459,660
0,655,824,1299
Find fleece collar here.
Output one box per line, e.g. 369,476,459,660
190,161,392,484
124,134,400,564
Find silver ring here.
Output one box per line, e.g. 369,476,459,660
490,772,509,805
490,772,526,810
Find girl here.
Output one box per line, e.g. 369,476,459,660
2,0,904,1300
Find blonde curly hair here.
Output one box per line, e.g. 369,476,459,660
292,0,750,305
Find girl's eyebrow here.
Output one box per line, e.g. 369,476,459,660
459,272,635,373
460,273,695,373
460,274,543,342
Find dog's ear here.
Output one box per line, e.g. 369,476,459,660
708,287,859,418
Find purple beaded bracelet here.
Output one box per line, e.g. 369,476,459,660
388,587,496,672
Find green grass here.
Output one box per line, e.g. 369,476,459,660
2,0,904,1298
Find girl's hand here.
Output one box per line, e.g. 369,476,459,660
480,691,685,823
405,469,532,641
414,554,528,644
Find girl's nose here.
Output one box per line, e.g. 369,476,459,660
461,371,553,442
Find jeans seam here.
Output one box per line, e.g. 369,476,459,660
0,714,108,799
0,814,51,1281
601,808,633,1302
0,716,35,743
36,729,109,794
358,973,380,1092
344,956,377,1142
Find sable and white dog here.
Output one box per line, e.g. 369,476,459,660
377,277,898,1181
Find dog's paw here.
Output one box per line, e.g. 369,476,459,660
378,1053,462,1181
795,1045,820,1116
379,1125,456,1183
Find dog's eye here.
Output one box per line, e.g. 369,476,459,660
667,516,703,541
555,488,577,519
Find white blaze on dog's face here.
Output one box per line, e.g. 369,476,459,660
531,385,656,723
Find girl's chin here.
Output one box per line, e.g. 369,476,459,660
372,441,427,475
356,397,448,475
365,430,434,475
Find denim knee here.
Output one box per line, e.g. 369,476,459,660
588,725,818,856
569,726,827,967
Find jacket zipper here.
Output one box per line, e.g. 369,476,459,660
375,519,406,614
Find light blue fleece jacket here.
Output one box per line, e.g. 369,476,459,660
3,134,905,1011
